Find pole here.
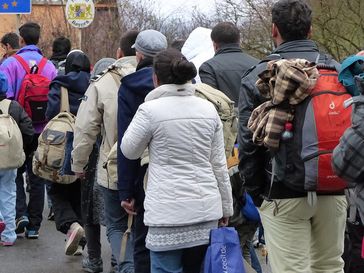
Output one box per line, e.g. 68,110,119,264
16,14,21,34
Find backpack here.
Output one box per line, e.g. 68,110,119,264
14,55,51,124
273,64,352,194
33,87,77,184
0,99,25,170
195,83,238,158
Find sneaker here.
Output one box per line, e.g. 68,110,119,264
73,245,83,256
65,223,84,256
82,257,103,273
1,241,14,246
25,229,39,239
15,216,29,234
0,221,5,235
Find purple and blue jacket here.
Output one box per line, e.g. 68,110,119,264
0,45,57,133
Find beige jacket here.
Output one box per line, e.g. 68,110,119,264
72,56,137,190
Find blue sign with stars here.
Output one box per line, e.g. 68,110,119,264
0,0,31,14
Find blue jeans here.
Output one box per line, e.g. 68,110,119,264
150,245,208,273
249,242,262,273
0,169,17,243
102,187,134,273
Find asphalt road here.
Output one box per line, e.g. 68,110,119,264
0,214,113,273
0,209,271,273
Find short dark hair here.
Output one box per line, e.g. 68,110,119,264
272,0,312,42
19,22,41,45
0,32,19,49
211,22,240,46
154,48,197,85
120,30,139,57
170,39,185,52
52,37,71,56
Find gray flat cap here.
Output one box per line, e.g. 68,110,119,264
132,30,168,57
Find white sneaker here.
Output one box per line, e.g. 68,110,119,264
65,222,84,256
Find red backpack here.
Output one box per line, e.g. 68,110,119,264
14,55,50,124
273,64,352,194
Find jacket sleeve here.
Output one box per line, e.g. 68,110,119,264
121,105,152,160
117,88,141,201
46,83,61,120
199,62,218,89
238,72,268,206
71,83,102,173
210,115,234,218
332,125,364,183
9,101,34,149
0,59,17,99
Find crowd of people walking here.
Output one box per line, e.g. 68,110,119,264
0,0,363,273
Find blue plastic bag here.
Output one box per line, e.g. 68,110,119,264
241,192,261,223
204,227,246,273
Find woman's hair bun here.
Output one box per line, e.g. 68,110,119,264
171,58,197,84
154,48,197,85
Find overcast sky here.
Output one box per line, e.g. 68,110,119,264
153,0,216,17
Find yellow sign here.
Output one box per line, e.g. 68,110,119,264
66,0,95,28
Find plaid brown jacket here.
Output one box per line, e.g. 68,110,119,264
248,59,319,151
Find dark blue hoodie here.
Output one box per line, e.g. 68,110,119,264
45,51,91,120
117,64,154,201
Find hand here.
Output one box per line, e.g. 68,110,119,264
121,199,137,215
218,217,229,227
75,172,86,179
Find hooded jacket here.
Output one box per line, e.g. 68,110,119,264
72,56,137,190
121,83,233,226
238,39,338,205
199,44,259,105
46,51,91,120
117,58,154,201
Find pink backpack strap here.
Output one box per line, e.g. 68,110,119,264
13,55,30,74
37,57,48,74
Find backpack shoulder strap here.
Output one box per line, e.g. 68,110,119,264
0,99,11,115
60,87,70,113
37,57,48,74
13,55,30,74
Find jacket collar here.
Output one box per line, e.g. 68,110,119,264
145,83,195,102
115,56,137,67
272,40,319,55
215,43,242,56
16,45,42,55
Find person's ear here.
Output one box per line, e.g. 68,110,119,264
272,23,278,39
19,37,25,47
212,41,218,52
307,26,313,39
152,73,160,88
116,48,124,59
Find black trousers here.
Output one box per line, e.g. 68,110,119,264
345,221,364,273
16,153,45,231
49,180,82,234
134,168,150,273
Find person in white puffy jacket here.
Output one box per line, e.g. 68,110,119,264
121,48,233,273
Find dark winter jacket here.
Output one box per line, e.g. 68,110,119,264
199,44,259,106
117,57,154,201
46,71,91,120
0,96,34,152
238,39,339,206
